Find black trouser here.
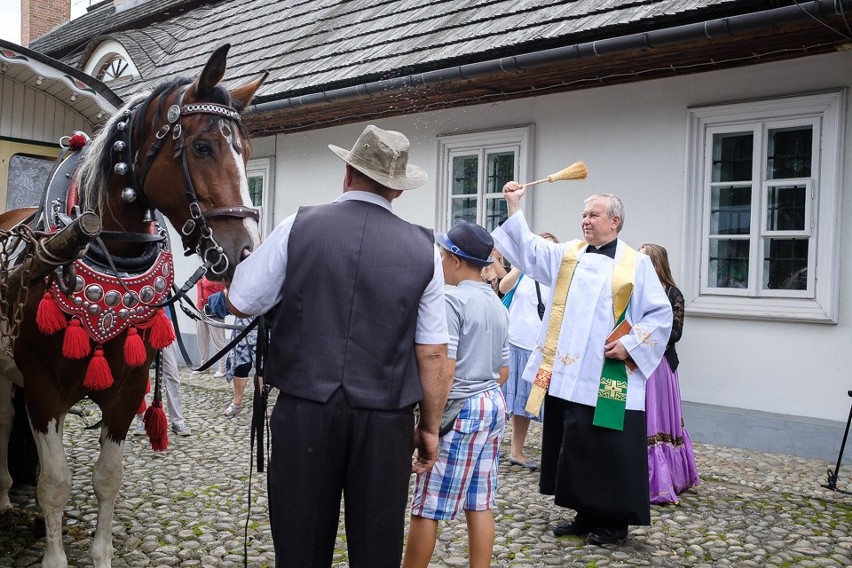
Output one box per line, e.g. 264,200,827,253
539,394,650,527
539,393,567,496
268,388,415,568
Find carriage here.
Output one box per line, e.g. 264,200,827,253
0,37,122,489
0,41,265,567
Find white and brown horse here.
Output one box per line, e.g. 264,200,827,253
0,44,265,567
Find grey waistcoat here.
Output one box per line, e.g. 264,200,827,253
266,199,435,410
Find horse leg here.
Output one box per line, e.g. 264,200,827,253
30,415,71,568
90,425,124,567
0,375,12,511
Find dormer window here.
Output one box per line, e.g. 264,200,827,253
83,40,139,84
95,54,131,82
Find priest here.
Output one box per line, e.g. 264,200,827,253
492,184,672,546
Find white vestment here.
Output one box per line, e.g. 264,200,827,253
492,212,672,411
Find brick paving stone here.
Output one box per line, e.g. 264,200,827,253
1,371,851,567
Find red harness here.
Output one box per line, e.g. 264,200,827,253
36,139,176,396
48,250,173,344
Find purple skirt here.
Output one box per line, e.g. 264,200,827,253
646,358,700,504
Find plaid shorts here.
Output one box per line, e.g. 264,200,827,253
410,387,506,521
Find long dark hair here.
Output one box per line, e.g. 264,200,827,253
640,243,676,288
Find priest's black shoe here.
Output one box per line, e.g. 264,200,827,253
586,527,628,545
551,520,590,537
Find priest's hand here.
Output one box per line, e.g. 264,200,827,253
502,181,526,216
604,339,629,361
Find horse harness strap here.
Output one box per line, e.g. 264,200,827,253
181,102,241,121
117,87,256,276
205,206,259,221
169,298,260,373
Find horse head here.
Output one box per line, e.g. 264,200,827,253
77,44,267,282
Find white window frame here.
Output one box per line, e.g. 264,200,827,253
82,40,138,83
684,91,845,323
435,125,534,232
246,157,274,237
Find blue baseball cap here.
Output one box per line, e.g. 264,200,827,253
435,221,494,267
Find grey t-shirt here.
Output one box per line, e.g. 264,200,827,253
445,280,510,399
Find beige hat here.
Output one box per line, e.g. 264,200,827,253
329,125,427,190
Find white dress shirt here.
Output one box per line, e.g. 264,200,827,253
229,191,449,345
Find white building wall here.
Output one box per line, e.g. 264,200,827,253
260,50,852,429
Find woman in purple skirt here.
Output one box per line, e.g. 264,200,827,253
639,244,700,505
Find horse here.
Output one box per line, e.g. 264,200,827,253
0,44,266,567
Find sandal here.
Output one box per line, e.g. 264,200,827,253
223,402,242,418
508,457,539,470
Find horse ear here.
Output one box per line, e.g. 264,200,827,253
192,43,230,99
230,71,269,111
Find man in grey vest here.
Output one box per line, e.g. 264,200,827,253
228,124,450,568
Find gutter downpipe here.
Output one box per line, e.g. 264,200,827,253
248,0,852,116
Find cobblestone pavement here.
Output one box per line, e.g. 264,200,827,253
2,372,852,567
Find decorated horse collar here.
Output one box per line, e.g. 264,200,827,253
48,249,173,344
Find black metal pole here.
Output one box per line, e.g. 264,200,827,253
822,390,852,495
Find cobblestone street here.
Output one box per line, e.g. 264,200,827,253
2,372,852,567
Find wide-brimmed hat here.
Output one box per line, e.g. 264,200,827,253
435,221,494,267
329,125,427,190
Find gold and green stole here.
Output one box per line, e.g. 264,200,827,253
524,241,636,431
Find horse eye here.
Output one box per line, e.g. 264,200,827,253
193,141,213,156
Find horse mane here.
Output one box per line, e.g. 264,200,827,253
75,77,238,219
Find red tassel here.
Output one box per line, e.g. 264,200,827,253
143,309,175,349
143,400,169,451
62,319,91,359
68,132,88,150
36,292,67,335
83,346,114,390
124,327,147,367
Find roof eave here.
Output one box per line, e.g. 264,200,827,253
243,0,852,136
0,38,122,126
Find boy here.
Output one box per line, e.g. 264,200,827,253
403,221,509,568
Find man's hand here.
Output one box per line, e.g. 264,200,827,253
604,339,629,361
412,425,439,474
413,343,450,474
225,291,251,319
502,181,526,216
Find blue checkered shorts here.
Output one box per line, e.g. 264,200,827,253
410,387,506,521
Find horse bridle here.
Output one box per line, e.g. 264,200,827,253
115,86,258,276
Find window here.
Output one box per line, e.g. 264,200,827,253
246,158,273,236
82,41,138,84
436,126,533,232
684,91,845,323
6,154,55,209
0,141,61,212
95,55,132,83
